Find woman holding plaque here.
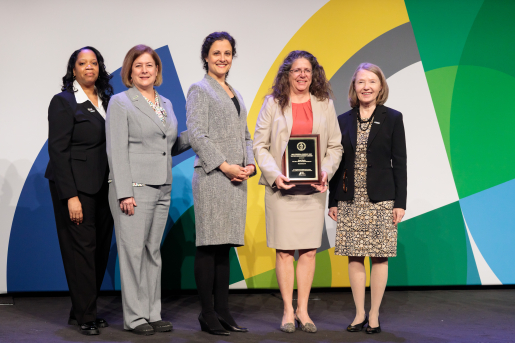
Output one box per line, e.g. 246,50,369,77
253,50,342,333
186,31,255,336
328,63,407,334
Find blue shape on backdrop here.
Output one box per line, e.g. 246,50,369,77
460,178,515,284
6,142,68,291
7,46,193,292
162,156,195,245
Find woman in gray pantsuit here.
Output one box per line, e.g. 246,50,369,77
186,32,255,336
106,45,189,335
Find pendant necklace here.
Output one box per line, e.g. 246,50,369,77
357,107,374,131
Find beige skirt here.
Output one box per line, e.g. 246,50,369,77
264,185,326,250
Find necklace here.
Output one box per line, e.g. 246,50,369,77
357,107,374,131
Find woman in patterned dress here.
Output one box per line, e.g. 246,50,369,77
328,63,407,334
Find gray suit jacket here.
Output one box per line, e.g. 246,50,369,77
106,86,189,200
186,74,254,173
186,74,254,246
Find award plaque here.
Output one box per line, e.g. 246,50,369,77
282,134,321,184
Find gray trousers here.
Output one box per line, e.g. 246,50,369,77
109,183,171,330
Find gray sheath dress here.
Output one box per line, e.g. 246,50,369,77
186,75,255,247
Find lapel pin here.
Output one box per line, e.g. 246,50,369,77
87,108,95,112
374,121,380,124
132,95,138,100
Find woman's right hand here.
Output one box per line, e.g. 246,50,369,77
328,207,338,221
275,174,295,190
220,161,247,182
119,197,137,216
67,196,83,225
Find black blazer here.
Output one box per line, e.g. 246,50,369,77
45,90,109,200
328,105,407,209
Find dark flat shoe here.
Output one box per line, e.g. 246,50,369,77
149,320,173,332
347,316,368,332
68,317,109,328
216,314,248,332
198,313,230,336
131,323,155,335
366,319,381,334
79,321,99,335
95,318,109,328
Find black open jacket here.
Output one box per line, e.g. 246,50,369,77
328,105,407,209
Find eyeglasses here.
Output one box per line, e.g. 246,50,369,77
289,68,312,76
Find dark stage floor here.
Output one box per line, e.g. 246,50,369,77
0,289,514,342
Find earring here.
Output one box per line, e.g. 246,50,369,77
204,61,208,70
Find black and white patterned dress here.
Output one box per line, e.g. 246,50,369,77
334,121,396,257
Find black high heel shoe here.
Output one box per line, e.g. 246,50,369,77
365,319,381,334
347,316,368,332
216,314,248,332
198,313,230,336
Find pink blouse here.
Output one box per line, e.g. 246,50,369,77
291,100,313,135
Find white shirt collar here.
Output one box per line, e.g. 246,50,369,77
73,80,106,119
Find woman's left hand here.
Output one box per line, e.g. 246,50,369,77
393,208,405,225
311,171,328,193
230,164,255,182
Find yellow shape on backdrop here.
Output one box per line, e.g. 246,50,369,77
328,247,371,287
238,0,409,281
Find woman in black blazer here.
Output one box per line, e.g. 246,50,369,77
45,46,114,336
328,63,406,334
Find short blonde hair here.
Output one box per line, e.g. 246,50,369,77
348,62,388,108
121,45,163,87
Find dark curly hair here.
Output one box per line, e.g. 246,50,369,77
201,31,237,77
61,46,113,111
270,50,333,112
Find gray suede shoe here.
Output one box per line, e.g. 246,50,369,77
280,322,295,333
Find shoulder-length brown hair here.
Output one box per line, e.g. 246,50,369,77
121,45,163,87
348,62,388,108
270,50,333,112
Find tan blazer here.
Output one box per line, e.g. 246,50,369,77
253,94,343,187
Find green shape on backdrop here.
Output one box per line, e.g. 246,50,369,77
449,65,515,198
425,66,459,166
404,0,484,72
311,249,332,288
459,0,515,79
245,249,332,288
464,224,481,285
388,201,467,286
245,268,279,289
228,246,245,285
161,207,197,289
161,206,245,290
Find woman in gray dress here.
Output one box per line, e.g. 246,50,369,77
186,32,255,336
328,63,407,334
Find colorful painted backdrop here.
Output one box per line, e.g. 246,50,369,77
3,0,514,292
